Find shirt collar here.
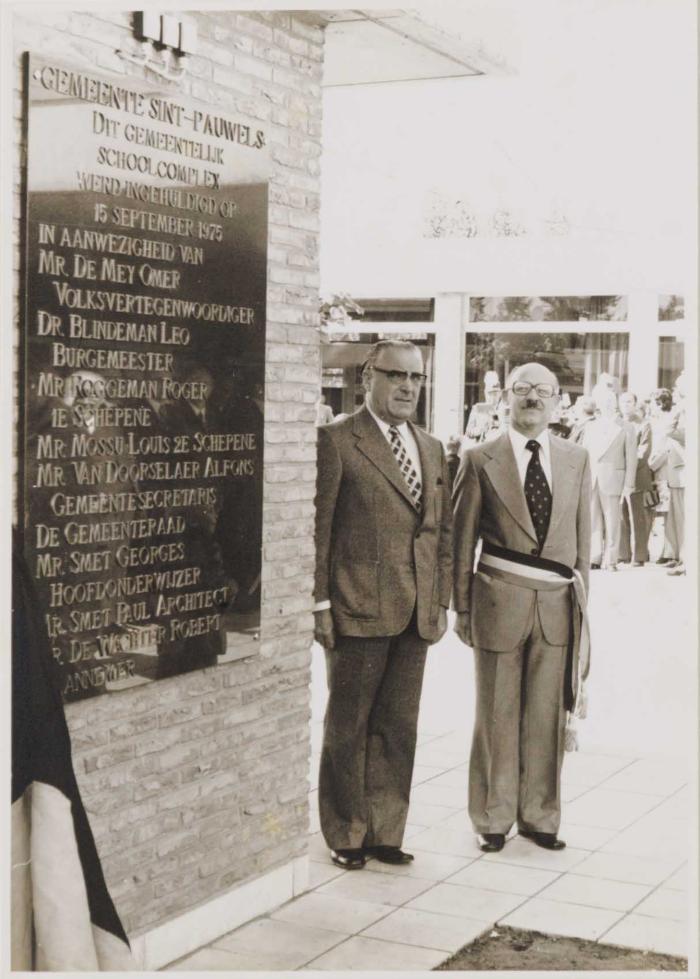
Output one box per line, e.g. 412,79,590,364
366,401,410,438
508,425,550,460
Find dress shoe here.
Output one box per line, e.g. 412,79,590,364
330,848,366,869
605,564,619,572
366,846,414,864
656,557,673,565
632,561,645,567
667,564,686,576
590,563,601,570
519,829,566,850
477,833,505,852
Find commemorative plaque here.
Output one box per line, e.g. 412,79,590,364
22,55,269,701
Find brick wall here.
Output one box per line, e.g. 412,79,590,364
12,9,324,936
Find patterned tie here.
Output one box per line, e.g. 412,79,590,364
525,439,552,549
388,426,422,511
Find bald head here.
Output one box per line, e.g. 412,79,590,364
504,362,560,437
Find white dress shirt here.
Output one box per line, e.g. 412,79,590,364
508,426,553,490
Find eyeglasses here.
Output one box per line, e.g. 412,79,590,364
508,381,557,398
371,366,427,385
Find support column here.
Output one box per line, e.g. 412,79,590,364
626,291,660,396
432,293,466,442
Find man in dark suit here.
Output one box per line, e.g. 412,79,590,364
618,392,654,566
453,362,591,854
314,340,453,870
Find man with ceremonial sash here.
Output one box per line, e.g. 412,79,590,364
452,363,591,853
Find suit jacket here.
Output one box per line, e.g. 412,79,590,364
650,413,685,489
581,418,637,495
452,432,591,653
314,406,453,642
631,420,654,494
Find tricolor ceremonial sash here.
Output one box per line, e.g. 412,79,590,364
477,541,590,720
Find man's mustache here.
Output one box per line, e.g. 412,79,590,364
523,399,542,409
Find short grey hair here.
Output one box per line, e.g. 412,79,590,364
362,340,421,377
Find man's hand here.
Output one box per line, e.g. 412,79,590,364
435,606,448,643
314,608,335,650
455,611,472,647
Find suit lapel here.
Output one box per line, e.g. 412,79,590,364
588,419,622,459
547,435,578,541
353,407,417,510
483,434,538,543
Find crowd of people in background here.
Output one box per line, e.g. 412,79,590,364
450,368,687,576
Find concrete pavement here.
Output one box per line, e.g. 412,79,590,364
169,561,695,970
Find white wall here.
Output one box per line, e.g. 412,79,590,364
320,0,697,299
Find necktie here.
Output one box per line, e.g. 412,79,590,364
525,439,552,548
388,426,422,511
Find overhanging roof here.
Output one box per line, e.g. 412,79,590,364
293,9,510,86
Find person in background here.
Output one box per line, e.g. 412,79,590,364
650,377,686,574
618,392,655,567
580,389,637,571
452,362,591,855
315,394,334,426
569,395,597,445
648,388,676,565
314,340,453,870
446,434,462,488
464,370,502,446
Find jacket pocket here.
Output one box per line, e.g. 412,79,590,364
472,571,532,651
331,560,380,620
537,588,571,646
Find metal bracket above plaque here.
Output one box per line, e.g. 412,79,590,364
22,54,270,701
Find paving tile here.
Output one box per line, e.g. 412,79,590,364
413,746,468,768
601,913,688,957
410,782,470,809
439,809,475,831
561,752,634,786
424,767,470,789
306,935,447,970
502,897,624,941
562,823,620,850
447,859,560,896
308,831,331,862
563,788,664,829
403,821,426,840
308,859,345,888
412,764,445,785
366,849,474,882
212,918,343,967
601,823,688,859
561,781,593,803
663,862,688,891
481,836,590,872
407,802,460,827
170,946,295,970
600,759,687,796
407,881,525,922
407,824,484,858
317,867,434,906
362,907,488,952
537,872,652,912
634,887,687,921
271,892,391,934
573,851,683,886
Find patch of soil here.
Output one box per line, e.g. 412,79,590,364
436,926,687,971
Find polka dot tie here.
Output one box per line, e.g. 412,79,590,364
388,426,422,512
525,439,552,549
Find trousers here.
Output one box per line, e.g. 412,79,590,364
318,620,427,850
468,595,568,836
